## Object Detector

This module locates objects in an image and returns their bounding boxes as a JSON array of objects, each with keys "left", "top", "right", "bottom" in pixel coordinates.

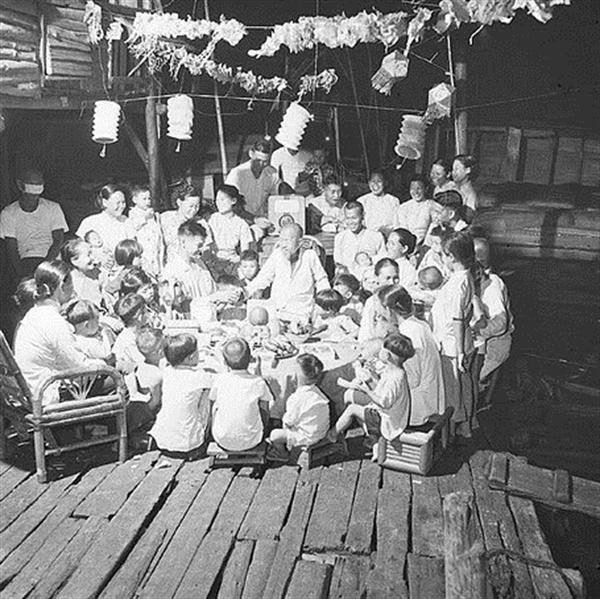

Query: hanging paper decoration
[
  {"left": 394, "top": 115, "right": 426, "bottom": 160},
  {"left": 167, "top": 94, "right": 194, "bottom": 152},
  {"left": 371, "top": 51, "right": 409, "bottom": 95},
  {"left": 275, "top": 103, "right": 313, "bottom": 151},
  {"left": 297, "top": 69, "right": 339, "bottom": 100},
  {"left": 423, "top": 82, "right": 455, "bottom": 123},
  {"left": 92, "top": 100, "right": 120, "bottom": 158},
  {"left": 404, "top": 7, "right": 432, "bottom": 56},
  {"left": 83, "top": 1, "right": 103, "bottom": 45}
]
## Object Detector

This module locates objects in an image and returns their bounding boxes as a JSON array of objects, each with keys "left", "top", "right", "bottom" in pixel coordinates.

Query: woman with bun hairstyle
[{"left": 13, "top": 260, "right": 104, "bottom": 405}]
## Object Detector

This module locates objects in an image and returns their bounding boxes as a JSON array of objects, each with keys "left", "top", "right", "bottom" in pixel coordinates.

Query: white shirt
[
  {"left": 370, "top": 365, "right": 410, "bottom": 441},
  {"left": 225, "top": 160, "right": 279, "bottom": 217},
  {"left": 0, "top": 198, "right": 68, "bottom": 259},
  {"left": 334, "top": 228, "right": 385, "bottom": 271},
  {"left": 398, "top": 316, "right": 445, "bottom": 426},
  {"left": 396, "top": 257, "right": 417, "bottom": 288},
  {"left": 247, "top": 248, "right": 329, "bottom": 317},
  {"left": 357, "top": 193, "right": 400, "bottom": 232},
  {"left": 74, "top": 329, "right": 113, "bottom": 361},
  {"left": 14, "top": 300, "right": 102, "bottom": 405},
  {"left": 76, "top": 212, "right": 132, "bottom": 254},
  {"left": 431, "top": 269, "right": 475, "bottom": 357},
  {"left": 125, "top": 363, "right": 163, "bottom": 404},
  {"left": 308, "top": 196, "right": 344, "bottom": 232},
  {"left": 418, "top": 249, "right": 450, "bottom": 281},
  {"left": 282, "top": 384, "right": 330, "bottom": 449},
  {"left": 127, "top": 207, "right": 164, "bottom": 276},
  {"left": 150, "top": 366, "right": 212, "bottom": 452},
  {"left": 112, "top": 327, "right": 144, "bottom": 374},
  {"left": 210, "top": 371, "right": 273, "bottom": 451},
  {"left": 162, "top": 254, "right": 217, "bottom": 301},
  {"left": 208, "top": 212, "right": 253, "bottom": 261},
  {"left": 271, "top": 147, "right": 311, "bottom": 189},
  {"left": 396, "top": 199, "right": 439, "bottom": 243},
  {"left": 71, "top": 268, "right": 103, "bottom": 307},
  {"left": 433, "top": 180, "right": 457, "bottom": 196}
]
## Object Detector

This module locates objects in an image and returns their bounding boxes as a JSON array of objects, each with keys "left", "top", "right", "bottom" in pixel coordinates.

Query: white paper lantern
[
  {"left": 167, "top": 94, "right": 194, "bottom": 152},
  {"left": 275, "top": 102, "right": 312, "bottom": 151},
  {"left": 394, "top": 115, "right": 426, "bottom": 160},
  {"left": 92, "top": 100, "right": 121, "bottom": 158}
]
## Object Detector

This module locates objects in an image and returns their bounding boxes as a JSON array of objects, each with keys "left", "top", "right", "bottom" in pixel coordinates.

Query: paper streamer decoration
[
  {"left": 394, "top": 115, "right": 426, "bottom": 160},
  {"left": 275, "top": 102, "right": 313, "bottom": 151},
  {"left": 92, "top": 100, "right": 121, "bottom": 158},
  {"left": 167, "top": 94, "right": 194, "bottom": 152}
]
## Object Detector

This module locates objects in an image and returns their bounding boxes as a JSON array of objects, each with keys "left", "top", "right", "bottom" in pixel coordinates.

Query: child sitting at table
[
  {"left": 269, "top": 353, "right": 330, "bottom": 451},
  {"left": 112, "top": 293, "right": 149, "bottom": 373},
  {"left": 210, "top": 337, "right": 274, "bottom": 452},
  {"left": 313, "top": 289, "right": 359, "bottom": 340},
  {"left": 333, "top": 273, "right": 364, "bottom": 323},
  {"left": 237, "top": 249, "right": 260, "bottom": 286},
  {"left": 61, "top": 238, "right": 103, "bottom": 308},
  {"left": 64, "top": 299, "right": 114, "bottom": 363},
  {"left": 327, "top": 332, "right": 414, "bottom": 458},
  {"left": 102, "top": 238, "right": 144, "bottom": 311},
  {"left": 149, "top": 333, "right": 213, "bottom": 459},
  {"left": 125, "top": 326, "right": 164, "bottom": 439}
]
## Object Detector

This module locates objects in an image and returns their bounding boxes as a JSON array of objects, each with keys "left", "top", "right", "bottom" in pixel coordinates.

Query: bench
[
  {"left": 207, "top": 441, "right": 267, "bottom": 468},
  {"left": 290, "top": 437, "right": 348, "bottom": 469}
]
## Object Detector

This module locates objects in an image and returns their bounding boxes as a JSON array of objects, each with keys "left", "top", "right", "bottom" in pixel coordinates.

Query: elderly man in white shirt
[
  {"left": 333, "top": 201, "right": 385, "bottom": 273},
  {"left": 247, "top": 223, "right": 330, "bottom": 319}
]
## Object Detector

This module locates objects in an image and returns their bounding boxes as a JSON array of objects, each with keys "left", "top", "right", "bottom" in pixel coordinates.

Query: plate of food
[{"left": 262, "top": 336, "right": 299, "bottom": 360}]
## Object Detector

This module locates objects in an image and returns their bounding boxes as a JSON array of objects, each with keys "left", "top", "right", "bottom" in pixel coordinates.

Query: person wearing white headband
[{"left": 0, "top": 167, "right": 68, "bottom": 278}]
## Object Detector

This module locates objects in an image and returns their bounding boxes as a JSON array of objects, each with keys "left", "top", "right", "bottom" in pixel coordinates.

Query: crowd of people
[{"left": 0, "top": 142, "right": 513, "bottom": 463}]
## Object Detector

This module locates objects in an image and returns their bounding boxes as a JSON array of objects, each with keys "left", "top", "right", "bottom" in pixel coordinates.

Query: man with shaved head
[
  {"left": 0, "top": 167, "right": 68, "bottom": 277},
  {"left": 247, "top": 223, "right": 330, "bottom": 319}
]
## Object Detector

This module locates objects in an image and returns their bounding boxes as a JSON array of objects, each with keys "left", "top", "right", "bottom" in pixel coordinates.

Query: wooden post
[
  {"left": 145, "top": 81, "right": 161, "bottom": 211},
  {"left": 454, "top": 37, "right": 468, "bottom": 155},
  {"left": 204, "top": 0, "right": 228, "bottom": 177},
  {"left": 443, "top": 491, "right": 486, "bottom": 599}
]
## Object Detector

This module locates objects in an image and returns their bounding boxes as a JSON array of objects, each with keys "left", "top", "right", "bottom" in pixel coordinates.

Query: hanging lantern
[
  {"left": 424, "top": 82, "right": 455, "bottom": 124},
  {"left": 275, "top": 102, "right": 313, "bottom": 151},
  {"left": 394, "top": 115, "right": 426, "bottom": 160},
  {"left": 167, "top": 94, "right": 194, "bottom": 152},
  {"left": 371, "top": 51, "right": 409, "bottom": 95},
  {"left": 92, "top": 100, "right": 121, "bottom": 158}
]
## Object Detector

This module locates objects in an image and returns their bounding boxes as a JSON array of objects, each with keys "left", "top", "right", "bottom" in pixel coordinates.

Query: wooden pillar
[
  {"left": 454, "top": 40, "right": 468, "bottom": 155},
  {"left": 443, "top": 492, "right": 486, "bottom": 599},
  {"left": 145, "top": 81, "right": 161, "bottom": 211}
]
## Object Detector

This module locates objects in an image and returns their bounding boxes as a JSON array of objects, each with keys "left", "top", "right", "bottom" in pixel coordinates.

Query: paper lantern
[
  {"left": 167, "top": 94, "right": 194, "bottom": 152},
  {"left": 92, "top": 100, "right": 121, "bottom": 158},
  {"left": 394, "top": 115, "right": 426, "bottom": 160},
  {"left": 275, "top": 102, "right": 312, "bottom": 151},
  {"left": 371, "top": 51, "right": 409, "bottom": 95},
  {"left": 424, "top": 83, "right": 455, "bottom": 124}
]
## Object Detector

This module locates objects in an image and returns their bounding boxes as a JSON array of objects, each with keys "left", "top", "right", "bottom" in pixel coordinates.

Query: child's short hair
[
  {"left": 114, "top": 239, "right": 143, "bottom": 267},
  {"left": 13, "top": 278, "right": 38, "bottom": 314},
  {"left": 131, "top": 183, "right": 150, "bottom": 199},
  {"left": 333, "top": 273, "right": 360, "bottom": 295},
  {"left": 164, "top": 333, "right": 197, "bottom": 366},
  {"left": 315, "top": 289, "right": 345, "bottom": 314},
  {"left": 418, "top": 266, "right": 444, "bottom": 290},
  {"left": 434, "top": 190, "right": 463, "bottom": 211},
  {"left": 64, "top": 299, "right": 99, "bottom": 326},
  {"left": 390, "top": 228, "right": 417, "bottom": 255},
  {"left": 344, "top": 200, "right": 364, "bottom": 217},
  {"left": 296, "top": 353, "right": 324, "bottom": 384},
  {"left": 135, "top": 326, "right": 164, "bottom": 356},
  {"left": 114, "top": 293, "right": 146, "bottom": 326},
  {"left": 216, "top": 183, "right": 241, "bottom": 203},
  {"left": 222, "top": 337, "right": 251, "bottom": 370},
  {"left": 120, "top": 267, "right": 153, "bottom": 297},
  {"left": 383, "top": 332, "right": 415, "bottom": 362},
  {"left": 61, "top": 238, "right": 88, "bottom": 266},
  {"left": 178, "top": 219, "right": 207, "bottom": 239},
  {"left": 240, "top": 249, "right": 259, "bottom": 263},
  {"left": 381, "top": 286, "right": 413, "bottom": 317},
  {"left": 443, "top": 231, "right": 475, "bottom": 269},
  {"left": 374, "top": 257, "right": 399, "bottom": 276},
  {"left": 83, "top": 230, "right": 102, "bottom": 245},
  {"left": 354, "top": 251, "right": 372, "bottom": 265},
  {"left": 429, "top": 224, "right": 454, "bottom": 241}
]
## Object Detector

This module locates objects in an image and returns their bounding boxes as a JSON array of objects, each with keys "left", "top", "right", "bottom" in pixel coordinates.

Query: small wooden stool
[
  {"left": 207, "top": 441, "right": 267, "bottom": 469},
  {"left": 377, "top": 407, "right": 454, "bottom": 475},
  {"left": 291, "top": 437, "right": 348, "bottom": 469}
]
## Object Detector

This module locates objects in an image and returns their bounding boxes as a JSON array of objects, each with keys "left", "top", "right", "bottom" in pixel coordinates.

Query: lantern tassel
[{"left": 99, "top": 144, "right": 107, "bottom": 158}]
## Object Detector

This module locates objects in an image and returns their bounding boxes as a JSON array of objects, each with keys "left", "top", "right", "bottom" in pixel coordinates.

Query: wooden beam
[
  {"left": 145, "top": 80, "right": 160, "bottom": 210},
  {"left": 443, "top": 491, "right": 486, "bottom": 599}
]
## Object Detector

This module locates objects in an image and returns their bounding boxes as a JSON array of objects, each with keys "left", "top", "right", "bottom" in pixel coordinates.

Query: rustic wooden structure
[
  {"left": 0, "top": 447, "right": 584, "bottom": 597},
  {"left": 207, "top": 441, "right": 267, "bottom": 469},
  {"left": 0, "top": 331, "right": 127, "bottom": 483}
]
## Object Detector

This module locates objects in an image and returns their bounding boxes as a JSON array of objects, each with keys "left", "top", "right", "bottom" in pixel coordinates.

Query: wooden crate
[
  {"left": 291, "top": 437, "right": 348, "bottom": 469},
  {"left": 377, "top": 408, "right": 453, "bottom": 475},
  {"left": 207, "top": 441, "right": 267, "bottom": 469}
]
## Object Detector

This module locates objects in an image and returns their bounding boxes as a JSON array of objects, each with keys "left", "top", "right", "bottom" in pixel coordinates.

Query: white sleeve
[
  {"left": 0, "top": 207, "right": 14, "bottom": 239},
  {"left": 247, "top": 253, "right": 276, "bottom": 296},
  {"left": 49, "top": 202, "right": 69, "bottom": 232},
  {"left": 76, "top": 215, "right": 94, "bottom": 239}
]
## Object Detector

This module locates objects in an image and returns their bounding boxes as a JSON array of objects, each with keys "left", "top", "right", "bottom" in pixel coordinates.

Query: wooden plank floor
[{"left": 0, "top": 448, "right": 580, "bottom": 598}]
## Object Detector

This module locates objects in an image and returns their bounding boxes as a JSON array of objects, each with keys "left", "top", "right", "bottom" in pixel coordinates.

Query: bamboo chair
[{"left": 0, "top": 331, "right": 128, "bottom": 482}]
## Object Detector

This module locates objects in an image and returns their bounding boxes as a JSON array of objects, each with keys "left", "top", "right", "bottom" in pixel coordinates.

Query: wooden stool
[
  {"left": 291, "top": 437, "right": 348, "bottom": 469},
  {"left": 207, "top": 441, "right": 267, "bottom": 469},
  {"left": 377, "top": 407, "right": 454, "bottom": 475}
]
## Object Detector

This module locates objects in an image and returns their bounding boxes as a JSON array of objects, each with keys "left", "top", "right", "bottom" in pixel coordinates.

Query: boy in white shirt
[
  {"left": 357, "top": 171, "right": 400, "bottom": 235},
  {"left": 112, "top": 293, "right": 149, "bottom": 374},
  {"left": 313, "top": 289, "right": 359, "bottom": 341},
  {"left": 208, "top": 184, "right": 253, "bottom": 263},
  {"left": 269, "top": 353, "right": 330, "bottom": 451},
  {"left": 210, "top": 337, "right": 273, "bottom": 452},
  {"left": 64, "top": 299, "right": 114, "bottom": 363},
  {"left": 150, "top": 333, "right": 213, "bottom": 459},
  {"left": 435, "top": 190, "right": 469, "bottom": 232}
]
